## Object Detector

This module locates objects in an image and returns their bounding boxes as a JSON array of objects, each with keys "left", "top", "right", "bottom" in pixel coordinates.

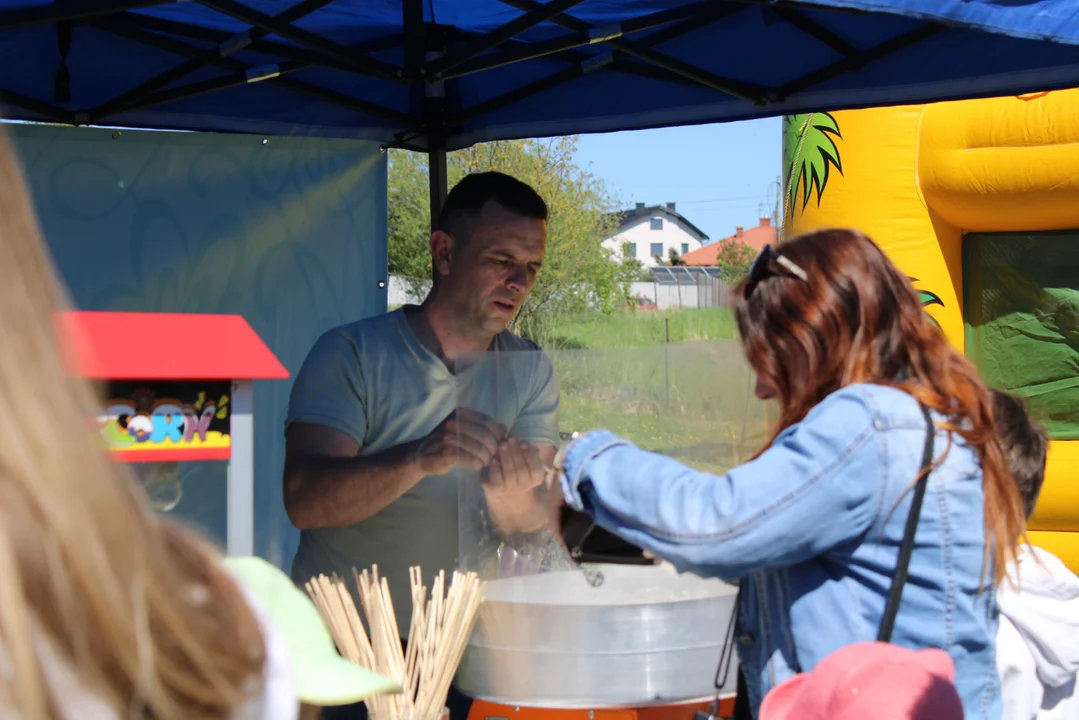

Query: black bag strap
[{"left": 877, "top": 403, "right": 936, "bottom": 643}]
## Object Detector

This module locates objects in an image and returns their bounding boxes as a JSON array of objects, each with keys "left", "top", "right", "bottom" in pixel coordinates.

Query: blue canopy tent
[
  {"left": 4, "top": 0, "right": 1079, "bottom": 216},
  {"left": 5, "top": 0, "right": 1079, "bottom": 572}
]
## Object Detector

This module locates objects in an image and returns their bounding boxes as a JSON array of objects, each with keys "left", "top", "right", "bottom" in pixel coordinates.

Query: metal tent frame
[{"left": 5, "top": 1, "right": 1079, "bottom": 222}]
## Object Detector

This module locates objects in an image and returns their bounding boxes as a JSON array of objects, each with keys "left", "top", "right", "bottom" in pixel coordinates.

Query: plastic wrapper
[
  {"left": 456, "top": 337, "right": 776, "bottom": 582},
  {"left": 455, "top": 347, "right": 575, "bottom": 581},
  {"left": 454, "top": 337, "right": 772, "bottom": 708}
]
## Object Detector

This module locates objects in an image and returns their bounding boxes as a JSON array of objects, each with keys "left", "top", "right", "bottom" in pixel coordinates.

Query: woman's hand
[{"left": 482, "top": 438, "right": 548, "bottom": 534}]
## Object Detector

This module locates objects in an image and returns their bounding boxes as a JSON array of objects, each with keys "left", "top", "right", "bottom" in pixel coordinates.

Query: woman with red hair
[{"left": 552, "top": 229, "right": 1025, "bottom": 720}]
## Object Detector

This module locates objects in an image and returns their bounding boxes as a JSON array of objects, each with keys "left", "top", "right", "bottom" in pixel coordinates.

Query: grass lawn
[
  {"left": 536, "top": 309, "right": 776, "bottom": 475},
  {"left": 537, "top": 307, "right": 738, "bottom": 350}
]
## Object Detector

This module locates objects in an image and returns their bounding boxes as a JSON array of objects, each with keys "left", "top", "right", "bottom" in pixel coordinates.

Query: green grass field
[
  {"left": 537, "top": 307, "right": 738, "bottom": 350},
  {"left": 540, "top": 309, "right": 776, "bottom": 475}
]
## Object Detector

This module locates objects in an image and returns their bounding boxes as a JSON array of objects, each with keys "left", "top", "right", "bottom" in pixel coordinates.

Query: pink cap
[{"left": 759, "top": 642, "right": 964, "bottom": 720}]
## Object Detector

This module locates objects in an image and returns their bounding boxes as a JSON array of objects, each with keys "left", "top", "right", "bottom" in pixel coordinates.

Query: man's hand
[
  {"left": 413, "top": 408, "right": 507, "bottom": 477},
  {"left": 482, "top": 438, "right": 550, "bottom": 534}
]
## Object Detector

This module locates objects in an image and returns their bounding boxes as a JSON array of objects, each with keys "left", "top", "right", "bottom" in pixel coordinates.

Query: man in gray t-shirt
[{"left": 283, "top": 173, "right": 561, "bottom": 717}]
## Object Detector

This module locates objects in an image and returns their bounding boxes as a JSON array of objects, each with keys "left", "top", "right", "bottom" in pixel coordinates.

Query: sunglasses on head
[{"left": 743, "top": 244, "right": 808, "bottom": 298}]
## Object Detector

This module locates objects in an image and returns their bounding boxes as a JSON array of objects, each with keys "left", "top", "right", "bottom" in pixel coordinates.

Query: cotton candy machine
[{"left": 456, "top": 563, "right": 739, "bottom": 708}]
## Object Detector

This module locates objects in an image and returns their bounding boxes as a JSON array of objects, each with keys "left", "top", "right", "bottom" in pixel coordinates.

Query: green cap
[{"left": 224, "top": 556, "right": 401, "bottom": 706}]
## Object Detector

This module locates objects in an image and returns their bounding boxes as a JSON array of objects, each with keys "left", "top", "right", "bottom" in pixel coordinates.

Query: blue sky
[{"left": 573, "top": 117, "right": 781, "bottom": 243}]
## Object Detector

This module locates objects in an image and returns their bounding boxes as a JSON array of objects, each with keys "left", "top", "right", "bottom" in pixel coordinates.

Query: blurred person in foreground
[
  {"left": 0, "top": 128, "right": 400, "bottom": 720},
  {"left": 991, "top": 390, "right": 1079, "bottom": 720},
  {"left": 0, "top": 131, "right": 307, "bottom": 717},
  {"left": 283, "top": 172, "right": 564, "bottom": 720},
  {"left": 550, "top": 229, "right": 1027, "bottom": 720}
]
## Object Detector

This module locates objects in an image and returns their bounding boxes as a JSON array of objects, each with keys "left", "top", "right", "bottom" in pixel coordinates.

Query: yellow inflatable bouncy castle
[{"left": 782, "top": 93, "right": 1079, "bottom": 572}]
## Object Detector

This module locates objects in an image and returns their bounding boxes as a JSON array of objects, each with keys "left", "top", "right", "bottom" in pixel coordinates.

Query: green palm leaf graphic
[
  {"left": 909, "top": 277, "right": 943, "bottom": 328},
  {"left": 784, "top": 113, "right": 843, "bottom": 214},
  {"left": 918, "top": 289, "right": 944, "bottom": 308}
]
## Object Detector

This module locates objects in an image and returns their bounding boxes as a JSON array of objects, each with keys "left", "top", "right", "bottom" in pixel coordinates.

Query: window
[
  {"left": 625, "top": 242, "right": 637, "bottom": 258},
  {"left": 681, "top": 243, "right": 689, "bottom": 255},
  {"left": 650, "top": 242, "right": 663, "bottom": 258},
  {"left": 650, "top": 218, "right": 663, "bottom": 230},
  {"left": 964, "top": 231, "right": 1079, "bottom": 439}
]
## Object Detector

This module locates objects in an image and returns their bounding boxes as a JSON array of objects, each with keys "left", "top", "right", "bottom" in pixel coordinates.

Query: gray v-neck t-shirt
[{"left": 286, "top": 308, "right": 560, "bottom": 635}]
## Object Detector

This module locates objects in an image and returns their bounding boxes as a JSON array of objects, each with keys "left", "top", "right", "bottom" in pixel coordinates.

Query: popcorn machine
[{"left": 62, "top": 311, "right": 289, "bottom": 556}]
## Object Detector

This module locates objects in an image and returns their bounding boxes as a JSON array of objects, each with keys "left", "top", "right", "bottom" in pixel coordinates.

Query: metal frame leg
[{"left": 227, "top": 379, "right": 255, "bottom": 556}]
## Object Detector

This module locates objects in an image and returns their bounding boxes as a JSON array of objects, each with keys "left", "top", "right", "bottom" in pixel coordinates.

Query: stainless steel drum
[{"left": 455, "top": 563, "right": 740, "bottom": 708}]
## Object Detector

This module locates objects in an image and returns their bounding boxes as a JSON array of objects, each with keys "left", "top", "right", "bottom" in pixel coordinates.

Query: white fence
[{"left": 391, "top": 273, "right": 730, "bottom": 312}]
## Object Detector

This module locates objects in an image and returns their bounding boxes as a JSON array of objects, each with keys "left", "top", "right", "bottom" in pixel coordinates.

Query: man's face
[{"left": 436, "top": 200, "right": 547, "bottom": 335}]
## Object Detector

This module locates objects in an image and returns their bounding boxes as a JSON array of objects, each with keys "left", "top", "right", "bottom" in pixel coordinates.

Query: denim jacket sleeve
[{"left": 560, "top": 387, "right": 884, "bottom": 580}]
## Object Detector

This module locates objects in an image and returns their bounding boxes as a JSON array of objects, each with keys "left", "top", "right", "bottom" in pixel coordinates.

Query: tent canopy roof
[{"left": 3, "top": 0, "right": 1079, "bottom": 150}]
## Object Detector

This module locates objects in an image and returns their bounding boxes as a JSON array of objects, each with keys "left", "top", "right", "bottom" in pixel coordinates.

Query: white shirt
[{"left": 997, "top": 546, "right": 1079, "bottom": 720}]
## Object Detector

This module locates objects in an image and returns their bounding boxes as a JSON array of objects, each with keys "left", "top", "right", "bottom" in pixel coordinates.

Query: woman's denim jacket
[{"left": 560, "top": 384, "right": 1001, "bottom": 719}]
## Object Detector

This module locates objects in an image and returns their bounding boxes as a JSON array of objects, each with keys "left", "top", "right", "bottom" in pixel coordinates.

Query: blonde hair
[{"left": 0, "top": 130, "right": 265, "bottom": 716}]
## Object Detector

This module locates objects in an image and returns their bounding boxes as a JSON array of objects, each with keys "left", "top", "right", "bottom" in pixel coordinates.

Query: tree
[
  {"left": 387, "top": 137, "right": 635, "bottom": 343},
  {"left": 387, "top": 149, "right": 436, "bottom": 284},
  {"left": 713, "top": 239, "right": 757, "bottom": 284},
  {"left": 668, "top": 247, "right": 686, "bottom": 266}
]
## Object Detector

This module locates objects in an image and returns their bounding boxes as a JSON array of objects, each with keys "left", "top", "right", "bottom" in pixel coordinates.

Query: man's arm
[
  {"left": 283, "top": 423, "right": 426, "bottom": 530},
  {"left": 283, "top": 328, "right": 429, "bottom": 530},
  {"left": 284, "top": 409, "right": 507, "bottom": 530}
]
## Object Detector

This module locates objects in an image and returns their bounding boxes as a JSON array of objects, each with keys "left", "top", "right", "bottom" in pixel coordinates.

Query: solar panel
[
  {"left": 650, "top": 267, "right": 676, "bottom": 285},
  {"left": 649, "top": 266, "right": 723, "bottom": 285}
]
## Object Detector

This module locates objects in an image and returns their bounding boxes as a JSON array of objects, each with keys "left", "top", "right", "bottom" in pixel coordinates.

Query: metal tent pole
[
  {"left": 425, "top": 26, "right": 449, "bottom": 229},
  {"left": 403, "top": 0, "right": 448, "bottom": 229},
  {"left": 430, "top": 142, "right": 448, "bottom": 229},
  {"left": 227, "top": 379, "right": 254, "bottom": 557}
]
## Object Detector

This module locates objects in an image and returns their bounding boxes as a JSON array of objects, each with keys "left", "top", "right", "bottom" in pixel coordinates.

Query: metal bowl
[{"left": 455, "top": 563, "right": 740, "bottom": 709}]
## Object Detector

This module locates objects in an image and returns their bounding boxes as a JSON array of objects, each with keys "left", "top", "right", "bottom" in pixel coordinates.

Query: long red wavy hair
[{"left": 735, "top": 228, "right": 1024, "bottom": 582}]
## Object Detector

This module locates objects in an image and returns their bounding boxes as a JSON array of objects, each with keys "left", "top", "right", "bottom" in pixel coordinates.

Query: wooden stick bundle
[{"left": 306, "top": 565, "right": 485, "bottom": 720}]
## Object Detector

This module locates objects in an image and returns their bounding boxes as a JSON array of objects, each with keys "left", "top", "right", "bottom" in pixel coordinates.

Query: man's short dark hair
[
  {"left": 435, "top": 172, "right": 548, "bottom": 245},
  {"left": 991, "top": 389, "right": 1049, "bottom": 519}
]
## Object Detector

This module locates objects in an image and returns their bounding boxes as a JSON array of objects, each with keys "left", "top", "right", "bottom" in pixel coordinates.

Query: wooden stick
[
  {"left": 426, "top": 575, "right": 484, "bottom": 718},
  {"left": 414, "top": 573, "right": 441, "bottom": 718},
  {"left": 404, "top": 567, "right": 426, "bottom": 712},
  {"left": 414, "top": 576, "right": 434, "bottom": 717},
  {"left": 416, "top": 571, "right": 483, "bottom": 718},
  {"left": 423, "top": 580, "right": 465, "bottom": 717},
  {"left": 337, "top": 579, "right": 375, "bottom": 668},
  {"left": 379, "top": 576, "right": 406, "bottom": 683},
  {"left": 423, "top": 571, "right": 445, "bottom": 713},
  {"left": 325, "top": 576, "right": 364, "bottom": 664},
  {"left": 307, "top": 576, "right": 356, "bottom": 664},
  {"left": 360, "top": 574, "right": 388, "bottom": 720},
  {"left": 442, "top": 583, "right": 483, "bottom": 714},
  {"left": 307, "top": 565, "right": 484, "bottom": 720},
  {"left": 357, "top": 572, "right": 391, "bottom": 709}
]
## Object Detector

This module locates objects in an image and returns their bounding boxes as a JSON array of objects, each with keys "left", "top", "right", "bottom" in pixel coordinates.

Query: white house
[{"left": 602, "top": 202, "right": 709, "bottom": 267}]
